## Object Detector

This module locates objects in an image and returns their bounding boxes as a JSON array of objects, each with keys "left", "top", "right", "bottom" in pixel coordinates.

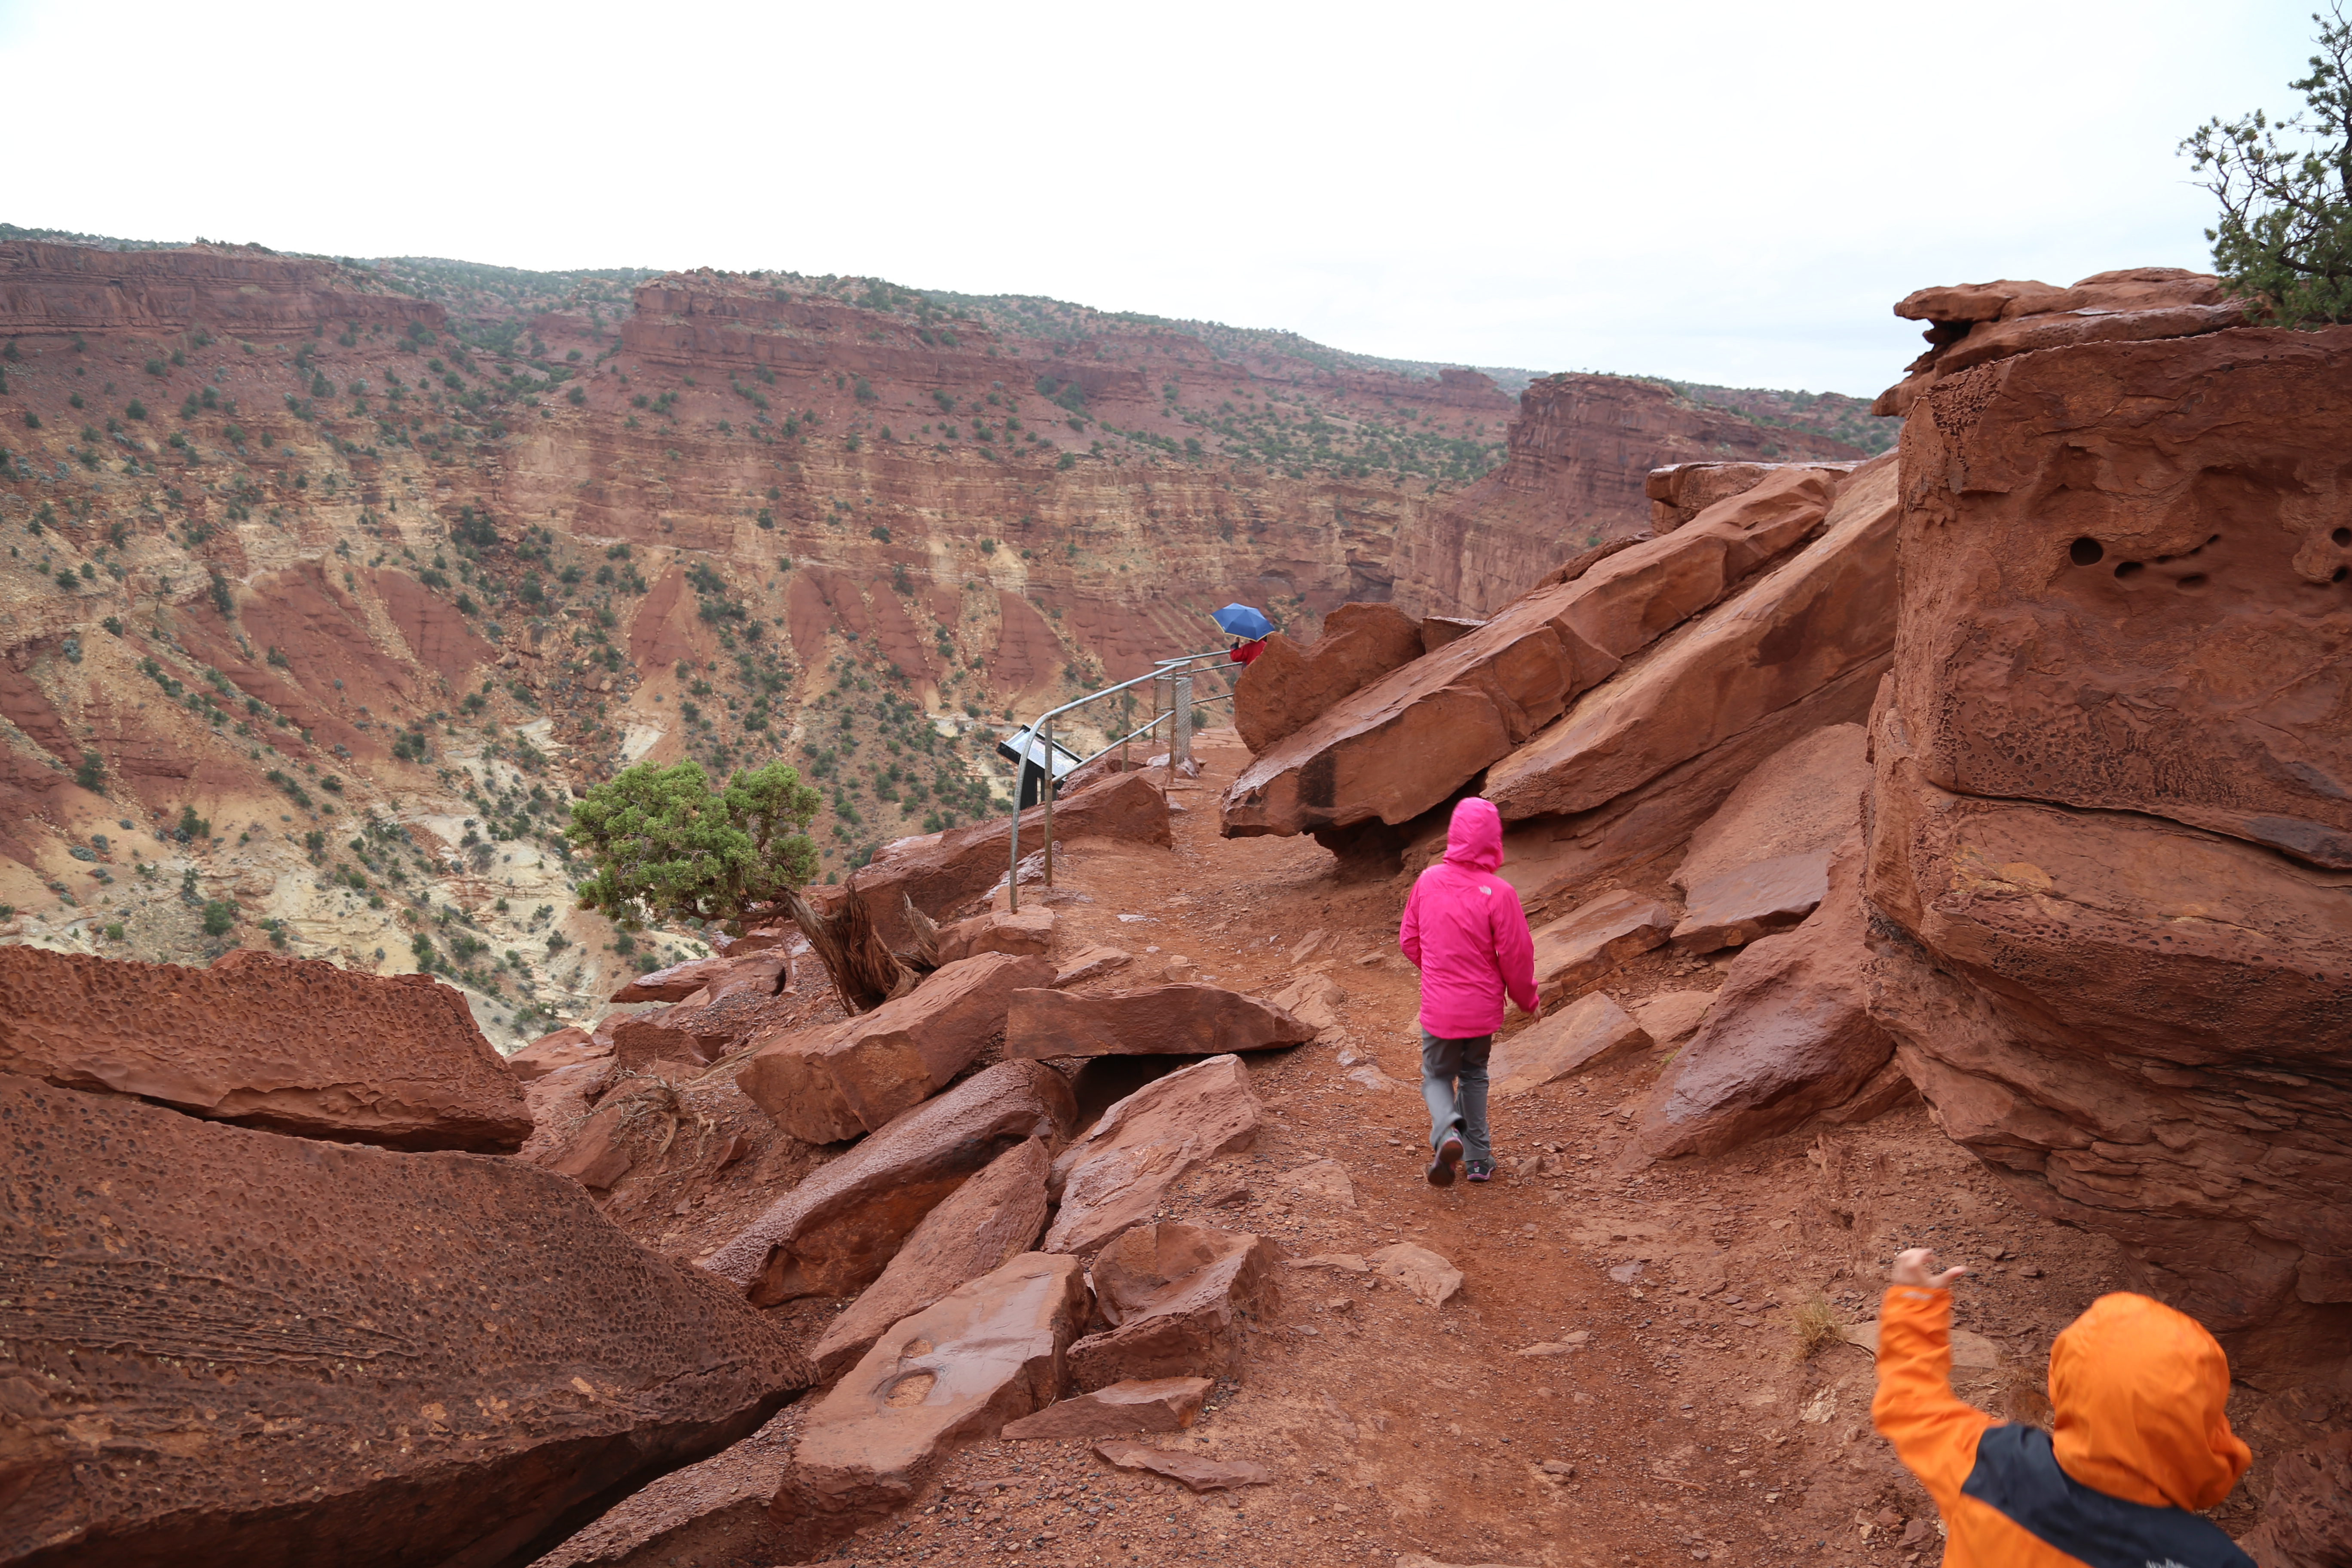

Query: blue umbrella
[{"left": 1211, "top": 603, "right": 1273, "bottom": 640}]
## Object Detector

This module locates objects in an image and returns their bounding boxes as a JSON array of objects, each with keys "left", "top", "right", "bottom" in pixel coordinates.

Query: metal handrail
[{"left": 1003, "top": 646, "right": 1250, "bottom": 911}]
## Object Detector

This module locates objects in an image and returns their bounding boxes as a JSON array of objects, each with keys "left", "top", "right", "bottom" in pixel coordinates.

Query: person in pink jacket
[{"left": 1398, "top": 796, "right": 1540, "bottom": 1185}]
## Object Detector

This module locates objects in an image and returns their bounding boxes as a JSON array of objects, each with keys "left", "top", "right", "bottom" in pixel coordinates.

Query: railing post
[
  {"left": 1041, "top": 715, "right": 1056, "bottom": 888},
  {"left": 1173, "top": 676, "right": 1193, "bottom": 772},
  {"left": 1006, "top": 723, "right": 1022, "bottom": 915}
]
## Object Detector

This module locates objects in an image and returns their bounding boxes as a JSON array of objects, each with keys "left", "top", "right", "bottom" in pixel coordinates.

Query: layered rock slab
[
  {"left": 0, "top": 946, "right": 529, "bottom": 1153},
  {"left": 1232, "top": 601, "right": 1424, "bottom": 753},
  {"left": 1483, "top": 456, "right": 1896, "bottom": 823},
  {"left": 1005, "top": 983, "right": 1316, "bottom": 1060},
  {"left": 1527, "top": 889, "right": 1677, "bottom": 1000},
  {"left": 0, "top": 1070, "right": 806, "bottom": 1568},
  {"left": 1672, "top": 723, "right": 1870, "bottom": 895},
  {"left": 1864, "top": 700, "right": 2352, "bottom": 1374},
  {"left": 807, "top": 1138, "right": 1053, "bottom": 1382},
  {"left": 739, "top": 951, "right": 1056, "bottom": 1144},
  {"left": 1068, "top": 1221, "right": 1280, "bottom": 1389},
  {"left": 1670, "top": 851, "right": 1830, "bottom": 954},
  {"left": 932, "top": 907, "right": 1056, "bottom": 966},
  {"left": 704, "top": 1060, "right": 1077, "bottom": 1306},
  {"left": 1639, "top": 836, "right": 1892, "bottom": 1159},
  {"left": 767, "top": 1254, "right": 1090, "bottom": 1559},
  {"left": 1045, "top": 1054, "right": 1264, "bottom": 1254}
]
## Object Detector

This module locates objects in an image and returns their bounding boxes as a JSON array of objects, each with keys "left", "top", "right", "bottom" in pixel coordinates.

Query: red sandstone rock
[
  {"left": 1045, "top": 1054, "right": 1265, "bottom": 1254},
  {"left": 0, "top": 1070, "right": 805, "bottom": 1568},
  {"left": 738, "top": 951, "right": 1056, "bottom": 1144},
  {"left": 1092, "top": 1442, "right": 1274, "bottom": 1492},
  {"left": 525, "top": 1409, "right": 800, "bottom": 1568},
  {"left": 1000, "top": 1377, "right": 1212, "bottom": 1440},
  {"left": 1233, "top": 602, "right": 1424, "bottom": 753},
  {"left": 1672, "top": 724, "right": 1870, "bottom": 895},
  {"left": 0, "top": 946, "right": 530, "bottom": 1153},
  {"left": 839, "top": 770, "right": 1170, "bottom": 952},
  {"left": 1054, "top": 945, "right": 1133, "bottom": 986},
  {"left": 1421, "top": 615, "right": 1485, "bottom": 652},
  {"left": 1631, "top": 991, "right": 1716, "bottom": 1049},
  {"left": 1068, "top": 1221, "right": 1280, "bottom": 1389},
  {"left": 1864, "top": 695, "right": 2352, "bottom": 1373},
  {"left": 1645, "top": 460, "right": 1856, "bottom": 532},
  {"left": 1669, "top": 851, "right": 1830, "bottom": 954},
  {"left": 509, "top": 1025, "right": 610, "bottom": 1082},
  {"left": 1891, "top": 328, "right": 2352, "bottom": 870},
  {"left": 613, "top": 953, "right": 745, "bottom": 1004},
  {"left": 933, "top": 907, "right": 1057, "bottom": 965},
  {"left": 1223, "top": 467, "right": 1845, "bottom": 841},
  {"left": 1527, "top": 889, "right": 1677, "bottom": 1000},
  {"left": 1639, "top": 836, "right": 1891, "bottom": 1160},
  {"left": 703, "top": 1060, "right": 1077, "bottom": 1305},
  {"left": 1490, "top": 993, "right": 1652, "bottom": 1096},
  {"left": 545, "top": 1095, "right": 640, "bottom": 1190},
  {"left": 1484, "top": 459, "right": 1896, "bottom": 823},
  {"left": 2239, "top": 1433, "right": 2352, "bottom": 1568},
  {"left": 767, "top": 1253, "right": 1090, "bottom": 1559},
  {"left": 1005, "top": 983, "right": 1316, "bottom": 1060},
  {"left": 0, "top": 239, "right": 444, "bottom": 337},
  {"left": 808, "top": 1139, "right": 1053, "bottom": 1381}
]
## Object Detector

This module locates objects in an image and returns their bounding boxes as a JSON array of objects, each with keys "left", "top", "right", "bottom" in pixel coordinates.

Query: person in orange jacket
[{"left": 1871, "top": 1246, "right": 2255, "bottom": 1568}]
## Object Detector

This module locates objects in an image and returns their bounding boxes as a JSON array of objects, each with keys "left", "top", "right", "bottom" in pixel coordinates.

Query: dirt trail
[{"left": 567, "top": 729, "right": 2255, "bottom": 1568}]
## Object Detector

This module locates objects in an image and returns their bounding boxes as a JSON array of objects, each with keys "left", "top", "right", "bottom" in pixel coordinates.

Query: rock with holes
[
  {"left": 0, "top": 1070, "right": 806, "bottom": 1568},
  {"left": 1233, "top": 601, "right": 1425, "bottom": 754},
  {"left": 1000, "top": 1376, "right": 1212, "bottom": 1440},
  {"left": 1068, "top": 1221, "right": 1280, "bottom": 1389},
  {"left": 809, "top": 1139, "right": 1053, "bottom": 1381},
  {"left": 1491, "top": 993, "right": 1652, "bottom": 1096},
  {"left": 766, "top": 1253, "right": 1090, "bottom": 1559},
  {"left": 1004, "top": 983, "right": 1316, "bottom": 1061},
  {"left": 932, "top": 907, "right": 1057, "bottom": 966},
  {"left": 1640, "top": 834, "right": 1891, "bottom": 1159},
  {"left": 1527, "top": 890, "right": 1677, "bottom": 999},
  {"left": 1044, "top": 1055, "right": 1265, "bottom": 1255},
  {"left": 703, "top": 1060, "right": 1076, "bottom": 1306},
  {"left": 739, "top": 952, "right": 1057, "bottom": 1143},
  {"left": 0, "top": 946, "right": 529, "bottom": 1153}
]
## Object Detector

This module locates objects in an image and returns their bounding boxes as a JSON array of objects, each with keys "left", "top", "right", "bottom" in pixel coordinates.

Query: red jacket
[
  {"left": 1230, "top": 638, "right": 1266, "bottom": 666},
  {"left": 1397, "top": 797, "right": 1537, "bottom": 1036}
]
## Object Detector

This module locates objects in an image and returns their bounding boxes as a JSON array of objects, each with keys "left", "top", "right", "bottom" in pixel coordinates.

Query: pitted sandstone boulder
[
  {"left": 0, "top": 946, "right": 529, "bottom": 1152},
  {"left": 0, "top": 1070, "right": 806, "bottom": 1568}
]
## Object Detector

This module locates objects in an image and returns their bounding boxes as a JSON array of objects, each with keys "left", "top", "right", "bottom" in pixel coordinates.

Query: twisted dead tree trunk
[{"left": 778, "top": 888, "right": 920, "bottom": 1015}]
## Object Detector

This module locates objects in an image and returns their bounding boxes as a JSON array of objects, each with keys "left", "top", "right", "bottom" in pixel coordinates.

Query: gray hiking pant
[{"left": 1420, "top": 1031, "right": 1493, "bottom": 1164}]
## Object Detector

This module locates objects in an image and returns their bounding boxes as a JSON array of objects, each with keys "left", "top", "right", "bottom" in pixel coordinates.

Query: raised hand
[{"left": 1890, "top": 1246, "right": 1968, "bottom": 1289}]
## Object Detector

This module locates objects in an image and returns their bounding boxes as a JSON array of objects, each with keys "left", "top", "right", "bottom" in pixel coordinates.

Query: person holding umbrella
[{"left": 1212, "top": 603, "right": 1272, "bottom": 666}]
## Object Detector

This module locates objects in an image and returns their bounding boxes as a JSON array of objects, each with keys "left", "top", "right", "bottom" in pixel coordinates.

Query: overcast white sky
[{"left": 0, "top": 1, "right": 2323, "bottom": 395}]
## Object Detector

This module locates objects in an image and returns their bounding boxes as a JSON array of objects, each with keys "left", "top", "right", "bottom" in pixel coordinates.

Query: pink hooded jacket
[{"left": 1398, "top": 797, "right": 1539, "bottom": 1037}]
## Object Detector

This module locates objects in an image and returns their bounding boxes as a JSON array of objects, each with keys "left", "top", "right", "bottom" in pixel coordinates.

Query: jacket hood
[
  {"left": 1442, "top": 797, "right": 1504, "bottom": 873},
  {"left": 2048, "top": 1291, "right": 2251, "bottom": 1511}
]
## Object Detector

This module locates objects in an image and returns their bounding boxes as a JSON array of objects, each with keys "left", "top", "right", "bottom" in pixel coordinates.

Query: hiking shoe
[
  {"left": 1427, "top": 1133, "right": 1464, "bottom": 1187},
  {"left": 1465, "top": 1158, "right": 1495, "bottom": 1183}
]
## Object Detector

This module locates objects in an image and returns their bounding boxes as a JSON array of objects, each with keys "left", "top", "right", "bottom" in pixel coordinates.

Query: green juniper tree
[
  {"left": 568, "top": 758, "right": 820, "bottom": 937},
  {"left": 2184, "top": 4, "right": 2352, "bottom": 324}
]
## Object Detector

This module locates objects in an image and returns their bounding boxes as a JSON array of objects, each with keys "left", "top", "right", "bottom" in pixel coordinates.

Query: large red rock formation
[
  {"left": 1231, "top": 602, "right": 1423, "bottom": 754},
  {"left": 1394, "top": 374, "right": 1871, "bottom": 617},
  {"left": 0, "top": 946, "right": 529, "bottom": 1152},
  {"left": 0, "top": 240, "right": 444, "bottom": 336},
  {"left": 0, "top": 1070, "right": 805, "bottom": 1568},
  {"left": 1862, "top": 318, "right": 2352, "bottom": 1377}
]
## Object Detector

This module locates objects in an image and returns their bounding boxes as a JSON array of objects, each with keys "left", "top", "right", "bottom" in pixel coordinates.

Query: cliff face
[
  {"left": 1393, "top": 373, "right": 1874, "bottom": 618},
  {"left": 0, "top": 241, "right": 442, "bottom": 337}
]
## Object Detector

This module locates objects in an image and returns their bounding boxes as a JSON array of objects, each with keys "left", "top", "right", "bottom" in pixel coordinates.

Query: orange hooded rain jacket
[{"left": 1870, "top": 1284, "right": 2254, "bottom": 1568}]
